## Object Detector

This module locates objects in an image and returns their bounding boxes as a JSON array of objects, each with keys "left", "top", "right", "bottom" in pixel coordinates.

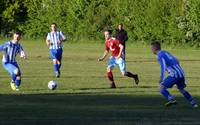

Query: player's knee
[
  {"left": 53, "top": 59, "right": 57, "bottom": 64},
  {"left": 107, "top": 67, "right": 112, "bottom": 72},
  {"left": 122, "top": 72, "right": 126, "bottom": 76},
  {"left": 57, "top": 60, "right": 61, "bottom": 65},
  {"left": 16, "top": 76, "right": 21, "bottom": 80},
  {"left": 53, "top": 59, "right": 60, "bottom": 64},
  {"left": 14, "top": 69, "right": 19, "bottom": 75}
]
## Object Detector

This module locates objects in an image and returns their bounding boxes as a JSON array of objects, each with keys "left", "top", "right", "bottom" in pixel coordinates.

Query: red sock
[
  {"left": 107, "top": 71, "right": 114, "bottom": 82},
  {"left": 125, "top": 72, "right": 135, "bottom": 78}
]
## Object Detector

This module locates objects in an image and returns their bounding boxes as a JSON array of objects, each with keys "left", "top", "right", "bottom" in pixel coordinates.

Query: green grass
[{"left": 0, "top": 39, "right": 200, "bottom": 125}]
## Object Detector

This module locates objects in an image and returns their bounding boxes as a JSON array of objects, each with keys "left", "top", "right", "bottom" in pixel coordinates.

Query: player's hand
[
  {"left": 57, "top": 41, "right": 62, "bottom": 45},
  {"left": 20, "top": 52, "right": 26, "bottom": 59},
  {"left": 116, "top": 55, "right": 121, "bottom": 59},
  {"left": 98, "top": 57, "right": 104, "bottom": 61},
  {"left": 21, "top": 55, "right": 27, "bottom": 59}
]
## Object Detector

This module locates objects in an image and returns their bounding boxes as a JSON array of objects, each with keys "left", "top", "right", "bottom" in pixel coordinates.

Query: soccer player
[
  {"left": 98, "top": 30, "right": 139, "bottom": 88},
  {"left": 46, "top": 23, "right": 66, "bottom": 77},
  {"left": 115, "top": 23, "right": 128, "bottom": 60},
  {"left": 151, "top": 41, "right": 198, "bottom": 108},
  {"left": 0, "top": 31, "right": 26, "bottom": 91}
]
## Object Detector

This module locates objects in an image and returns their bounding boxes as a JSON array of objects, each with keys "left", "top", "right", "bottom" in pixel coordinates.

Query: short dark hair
[
  {"left": 14, "top": 31, "right": 21, "bottom": 36},
  {"left": 151, "top": 40, "right": 161, "bottom": 50},
  {"left": 104, "top": 29, "right": 112, "bottom": 35},
  {"left": 51, "top": 22, "right": 57, "bottom": 26}
]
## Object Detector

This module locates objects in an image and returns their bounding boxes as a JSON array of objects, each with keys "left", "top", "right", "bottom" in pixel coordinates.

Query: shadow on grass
[{"left": 0, "top": 93, "right": 200, "bottom": 125}]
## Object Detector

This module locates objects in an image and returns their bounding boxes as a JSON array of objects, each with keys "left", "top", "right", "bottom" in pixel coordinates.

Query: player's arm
[
  {"left": 46, "top": 33, "right": 51, "bottom": 48},
  {"left": 19, "top": 45, "right": 26, "bottom": 59},
  {"left": 116, "top": 43, "right": 124, "bottom": 59},
  {"left": 158, "top": 57, "right": 166, "bottom": 83},
  {"left": 98, "top": 50, "right": 109, "bottom": 61},
  {"left": 60, "top": 31, "right": 66, "bottom": 42},
  {"left": 0, "top": 42, "right": 9, "bottom": 51},
  {"left": 46, "top": 39, "right": 50, "bottom": 48}
]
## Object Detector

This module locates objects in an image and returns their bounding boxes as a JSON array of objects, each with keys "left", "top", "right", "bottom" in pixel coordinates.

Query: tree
[{"left": 1, "top": 0, "right": 28, "bottom": 35}]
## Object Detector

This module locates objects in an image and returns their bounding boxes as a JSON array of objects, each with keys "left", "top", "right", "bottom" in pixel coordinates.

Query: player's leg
[
  {"left": 107, "top": 57, "right": 116, "bottom": 88},
  {"left": 53, "top": 59, "right": 60, "bottom": 77},
  {"left": 177, "top": 78, "right": 198, "bottom": 108},
  {"left": 14, "top": 63, "right": 21, "bottom": 90},
  {"left": 160, "top": 76, "right": 177, "bottom": 107},
  {"left": 50, "top": 49, "right": 60, "bottom": 77},
  {"left": 2, "top": 63, "right": 20, "bottom": 91},
  {"left": 160, "top": 84, "right": 176, "bottom": 106},
  {"left": 122, "top": 49, "right": 126, "bottom": 60},
  {"left": 179, "top": 89, "right": 198, "bottom": 108},
  {"left": 117, "top": 57, "right": 139, "bottom": 85},
  {"left": 124, "top": 72, "right": 139, "bottom": 85},
  {"left": 57, "top": 48, "right": 63, "bottom": 75},
  {"left": 53, "top": 48, "right": 63, "bottom": 77}
]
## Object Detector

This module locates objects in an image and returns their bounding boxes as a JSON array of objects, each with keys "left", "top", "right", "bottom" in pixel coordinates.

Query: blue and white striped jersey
[
  {"left": 0, "top": 41, "right": 25, "bottom": 63},
  {"left": 46, "top": 31, "right": 66, "bottom": 50},
  {"left": 157, "top": 50, "right": 185, "bottom": 81}
]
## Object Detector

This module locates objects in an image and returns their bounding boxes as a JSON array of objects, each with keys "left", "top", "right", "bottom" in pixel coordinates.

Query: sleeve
[
  {"left": 60, "top": 31, "right": 66, "bottom": 41},
  {"left": 46, "top": 33, "right": 50, "bottom": 41},
  {"left": 114, "top": 39, "right": 120, "bottom": 45},
  {"left": 158, "top": 56, "right": 166, "bottom": 82},
  {"left": 0, "top": 42, "right": 9, "bottom": 51}
]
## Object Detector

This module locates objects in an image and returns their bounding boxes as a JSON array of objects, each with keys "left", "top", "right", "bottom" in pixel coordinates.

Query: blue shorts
[
  {"left": 162, "top": 76, "right": 186, "bottom": 89},
  {"left": 50, "top": 48, "right": 63, "bottom": 61},
  {"left": 108, "top": 56, "right": 126, "bottom": 74},
  {"left": 2, "top": 62, "right": 21, "bottom": 75}
]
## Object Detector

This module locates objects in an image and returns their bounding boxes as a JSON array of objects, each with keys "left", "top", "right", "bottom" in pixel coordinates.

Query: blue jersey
[
  {"left": 0, "top": 41, "right": 25, "bottom": 63},
  {"left": 157, "top": 50, "right": 185, "bottom": 82},
  {"left": 46, "top": 31, "right": 66, "bottom": 50}
]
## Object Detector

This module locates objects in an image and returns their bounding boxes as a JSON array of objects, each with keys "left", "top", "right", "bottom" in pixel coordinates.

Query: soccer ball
[{"left": 48, "top": 80, "right": 57, "bottom": 90}]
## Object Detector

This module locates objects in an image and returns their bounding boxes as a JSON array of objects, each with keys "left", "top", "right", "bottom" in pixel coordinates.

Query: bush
[{"left": 1, "top": 0, "right": 200, "bottom": 46}]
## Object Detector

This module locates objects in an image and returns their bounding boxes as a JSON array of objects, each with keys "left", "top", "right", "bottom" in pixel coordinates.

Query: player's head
[
  {"left": 51, "top": 22, "right": 57, "bottom": 32},
  {"left": 104, "top": 30, "right": 112, "bottom": 40},
  {"left": 13, "top": 31, "right": 21, "bottom": 43},
  {"left": 118, "top": 23, "right": 123, "bottom": 31},
  {"left": 151, "top": 40, "right": 161, "bottom": 54}
]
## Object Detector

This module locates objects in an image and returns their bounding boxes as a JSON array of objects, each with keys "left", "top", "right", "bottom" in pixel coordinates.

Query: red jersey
[{"left": 105, "top": 38, "right": 121, "bottom": 57}]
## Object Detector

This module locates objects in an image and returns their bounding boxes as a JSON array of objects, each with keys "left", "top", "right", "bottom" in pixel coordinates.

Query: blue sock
[
  {"left": 54, "top": 64, "right": 59, "bottom": 73},
  {"left": 58, "top": 63, "right": 61, "bottom": 69},
  {"left": 182, "top": 90, "right": 196, "bottom": 105},
  {"left": 160, "top": 88, "right": 174, "bottom": 101},
  {"left": 11, "top": 73, "right": 17, "bottom": 82},
  {"left": 15, "top": 79, "right": 21, "bottom": 87}
]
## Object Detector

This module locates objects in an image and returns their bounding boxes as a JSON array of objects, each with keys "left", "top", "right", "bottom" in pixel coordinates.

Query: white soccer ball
[{"left": 48, "top": 80, "right": 57, "bottom": 90}]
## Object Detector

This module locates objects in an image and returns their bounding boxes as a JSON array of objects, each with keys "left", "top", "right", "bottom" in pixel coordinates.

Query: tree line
[{"left": 0, "top": 0, "right": 200, "bottom": 47}]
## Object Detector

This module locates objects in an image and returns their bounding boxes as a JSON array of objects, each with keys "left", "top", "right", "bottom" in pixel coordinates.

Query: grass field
[{"left": 0, "top": 39, "right": 200, "bottom": 125}]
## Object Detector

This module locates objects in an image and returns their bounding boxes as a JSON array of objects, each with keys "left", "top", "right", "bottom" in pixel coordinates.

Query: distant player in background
[
  {"left": 46, "top": 23, "right": 66, "bottom": 78},
  {"left": 151, "top": 41, "right": 198, "bottom": 108},
  {"left": 115, "top": 23, "right": 128, "bottom": 60},
  {"left": 98, "top": 30, "right": 139, "bottom": 88},
  {"left": 0, "top": 31, "right": 26, "bottom": 91}
]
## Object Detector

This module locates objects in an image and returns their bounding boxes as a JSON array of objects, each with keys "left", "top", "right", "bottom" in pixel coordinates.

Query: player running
[
  {"left": 98, "top": 30, "right": 139, "bottom": 88},
  {"left": 151, "top": 41, "right": 198, "bottom": 108},
  {"left": 46, "top": 23, "right": 66, "bottom": 78},
  {"left": 0, "top": 31, "right": 26, "bottom": 91}
]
